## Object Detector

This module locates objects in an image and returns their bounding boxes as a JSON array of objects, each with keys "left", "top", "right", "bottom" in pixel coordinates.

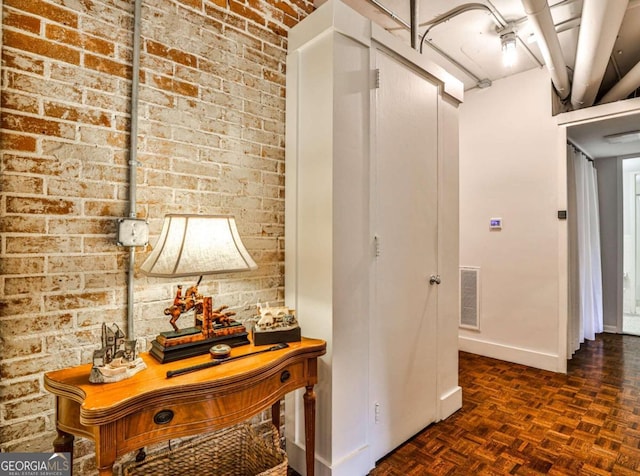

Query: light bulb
[{"left": 501, "top": 33, "right": 517, "bottom": 67}]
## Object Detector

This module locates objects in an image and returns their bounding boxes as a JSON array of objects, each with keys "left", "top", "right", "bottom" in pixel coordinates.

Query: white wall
[
  {"left": 459, "top": 66, "right": 567, "bottom": 372},
  {"left": 594, "top": 157, "right": 622, "bottom": 332}
]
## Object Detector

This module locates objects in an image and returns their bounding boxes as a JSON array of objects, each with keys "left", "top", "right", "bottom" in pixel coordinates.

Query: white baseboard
[
  {"left": 286, "top": 439, "right": 372, "bottom": 476},
  {"left": 438, "top": 386, "right": 462, "bottom": 421},
  {"left": 459, "top": 335, "right": 563, "bottom": 373},
  {"left": 603, "top": 325, "right": 618, "bottom": 334}
]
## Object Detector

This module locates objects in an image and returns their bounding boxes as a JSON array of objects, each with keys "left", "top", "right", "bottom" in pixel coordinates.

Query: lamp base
[
  {"left": 150, "top": 322, "right": 250, "bottom": 363},
  {"left": 150, "top": 332, "right": 250, "bottom": 363}
]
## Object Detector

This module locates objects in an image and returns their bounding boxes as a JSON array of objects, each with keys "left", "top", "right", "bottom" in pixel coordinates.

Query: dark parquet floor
[{"left": 370, "top": 333, "right": 640, "bottom": 475}]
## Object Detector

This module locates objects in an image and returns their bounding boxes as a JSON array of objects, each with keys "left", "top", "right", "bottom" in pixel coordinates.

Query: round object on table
[{"left": 209, "top": 344, "right": 231, "bottom": 359}]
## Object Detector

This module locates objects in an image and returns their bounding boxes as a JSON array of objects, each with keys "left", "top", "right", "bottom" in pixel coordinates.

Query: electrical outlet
[{"left": 117, "top": 218, "right": 149, "bottom": 247}]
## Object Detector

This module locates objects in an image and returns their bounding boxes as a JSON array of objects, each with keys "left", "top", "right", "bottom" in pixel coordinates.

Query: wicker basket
[{"left": 122, "top": 423, "right": 287, "bottom": 476}]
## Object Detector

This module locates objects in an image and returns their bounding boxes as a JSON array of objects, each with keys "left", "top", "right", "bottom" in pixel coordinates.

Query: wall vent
[{"left": 460, "top": 267, "right": 480, "bottom": 330}]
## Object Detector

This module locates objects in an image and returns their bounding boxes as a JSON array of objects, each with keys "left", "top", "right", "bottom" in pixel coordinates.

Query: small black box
[{"left": 252, "top": 326, "right": 301, "bottom": 346}]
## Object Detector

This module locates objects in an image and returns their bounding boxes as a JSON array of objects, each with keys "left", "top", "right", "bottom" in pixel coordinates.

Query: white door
[{"left": 370, "top": 48, "right": 439, "bottom": 460}]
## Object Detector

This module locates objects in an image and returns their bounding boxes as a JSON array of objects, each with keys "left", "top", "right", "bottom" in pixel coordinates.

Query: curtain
[{"left": 567, "top": 144, "right": 603, "bottom": 358}]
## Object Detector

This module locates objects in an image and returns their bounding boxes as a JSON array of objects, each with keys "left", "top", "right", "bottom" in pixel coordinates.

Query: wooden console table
[{"left": 44, "top": 337, "right": 326, "bottom": 476}]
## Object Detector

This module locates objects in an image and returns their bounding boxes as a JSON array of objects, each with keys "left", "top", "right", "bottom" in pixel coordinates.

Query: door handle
[{"left": 429, "top": 275, "right": 441, "bottom": 285}]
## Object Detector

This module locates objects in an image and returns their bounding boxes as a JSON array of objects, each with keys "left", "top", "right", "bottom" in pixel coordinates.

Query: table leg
[
  {"left": 96, "top": 423, "right": 117, "bottom": 476},
  {"left": 97, "top": 464, "right": 115, "bottom": 476},
  {"left": 53, "top": 429, "right": 74, "bottom": 474},
  {"left": 271, "top": 400, "right": 281, "bottom": 436},
  {"left": 303, "top": 385, "right": 316, "bottom": 476}
]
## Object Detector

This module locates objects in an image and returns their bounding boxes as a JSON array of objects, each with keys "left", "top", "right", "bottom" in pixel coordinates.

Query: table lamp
[{"left": 140, "top": 214, "right": 257, "bottom": 362}]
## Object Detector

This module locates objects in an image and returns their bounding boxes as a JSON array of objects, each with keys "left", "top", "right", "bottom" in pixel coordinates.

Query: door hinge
[
  {"left": 374, "top": 68, "right": 380, "bottom": 89},
  {"left": 374, "top": 235, "right": 381, "bottom": 257}
]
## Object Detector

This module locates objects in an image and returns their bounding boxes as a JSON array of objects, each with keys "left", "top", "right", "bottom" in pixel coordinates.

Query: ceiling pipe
[
  {"left": 598, "top": 60, "right": 640, "bottom": 104},
  {"left": 570, "top": 0, "right": 629, "bottom": 109},
  {"left": 410, "top": 0, "right": 419, "bottom": 50},
  {"left": 521, "top": 0, "right": 570, "bottom": 100}
]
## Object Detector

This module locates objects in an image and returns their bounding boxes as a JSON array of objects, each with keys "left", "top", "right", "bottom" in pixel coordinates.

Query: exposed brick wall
[{"left": 0, "top": 0, "right": 313, "bottom": 472}]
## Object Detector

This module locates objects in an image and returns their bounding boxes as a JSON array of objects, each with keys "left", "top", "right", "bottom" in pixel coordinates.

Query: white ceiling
[
  {"left": 567, "top": 110, "right": 640, "bottom": 159},
  {"left": 321, "top": 0, "right": 640, "bottom": 159}
]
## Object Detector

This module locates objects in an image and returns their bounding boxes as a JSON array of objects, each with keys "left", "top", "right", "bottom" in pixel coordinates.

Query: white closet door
[{"left": 370, "top": 48, "right": 439, "bottom": 460}]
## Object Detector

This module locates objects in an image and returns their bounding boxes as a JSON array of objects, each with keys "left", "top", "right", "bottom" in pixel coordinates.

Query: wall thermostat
[{"left": 489, "top": 218, "right": 502, "bottom": 230}]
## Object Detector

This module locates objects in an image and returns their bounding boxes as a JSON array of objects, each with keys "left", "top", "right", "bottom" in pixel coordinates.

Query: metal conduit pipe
[
  {"left": 417, "top": 3, "right": 504, "bottom": 86},
  {"left": 521, "top": 0, "right": 570, "bottom": 100},
  {"left": 410, "top": 0, "right": 419, "bottom": 50},
  {"left": 598, "top": 60, "right": 640, "bottom": 104},
  {"left": 419, "top": 3, "right": 504, "bottom": 52},
  {"left": 420, "top": 2, "right": 505, "bottom": 31},
  {"left": 418, "top": 2, "right": 542, "bottom": 76},
  {"left": 570, "top": 0, "right": 628, "bottom": 109},
  {"left": 364, "top": 0, "right": 410, "bottom": 30},
  {"left": 127, "top": 0, "right": 143, "bottom": 339},
  {"left": 424, "top": 40, "right": 484, "bottom": 84},
  {"left": 364, "top": 1, "right": 540, "bottom": 87},
  {"left": 364, "top": 0, "right": 488, "bottom": 86},
  {"left": 418, "top": 3, "right": 542, "bottom": 68}
]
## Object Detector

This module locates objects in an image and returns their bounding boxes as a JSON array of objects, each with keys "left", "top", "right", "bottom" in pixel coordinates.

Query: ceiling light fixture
[
  {"left": 500, "top": 30, "right": 517, "bottom": 67},
  {"left": 604, "top": 130, "right": 640, "bottom": 144}
]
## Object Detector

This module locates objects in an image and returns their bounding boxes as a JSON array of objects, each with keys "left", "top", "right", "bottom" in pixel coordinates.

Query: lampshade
[{"left": 140, "top": 215, "right": 257, "bottom": 278}]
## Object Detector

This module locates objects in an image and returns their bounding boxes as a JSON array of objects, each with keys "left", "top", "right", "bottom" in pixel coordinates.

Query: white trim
[
  {"left": 459, "top": 336, "right": 564, "bottom": 373},
  {"left": 439, "top": 386, "right": 462, "bottom": 421},
  {"left": 286, "top": 439, "right": 372, "bottom": 476},
  {"left": 287, "top": 0, "right": 371, "bottom": 52},
  {"left": 615, "top": 157, "right": 625, "bottom": 334},
  {"left": 559, "top": 98, "right": 640, "bottom": 358},
  {"left": 604, "top": 325, "right": 618, "bottom": 333},
  {"left": 557, "top": 128, "right": 568, "bottom": 369},
  {"left": 557, "top": 96, "right": 640, "bottom": 126}
]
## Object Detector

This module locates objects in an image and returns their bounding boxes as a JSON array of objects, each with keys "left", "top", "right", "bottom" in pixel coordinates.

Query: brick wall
[{"left": 0, "top": 0, "right": 313, "bottom": 472}]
